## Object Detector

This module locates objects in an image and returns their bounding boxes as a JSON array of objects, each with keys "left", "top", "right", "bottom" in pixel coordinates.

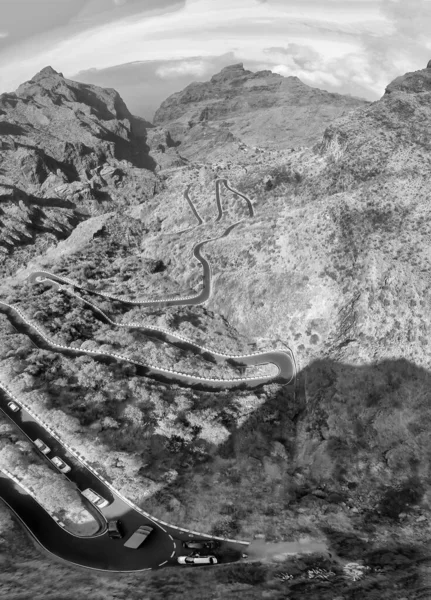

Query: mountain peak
[
  {"left": 385, "top": 65, "right": 431, "bottom": 95},
  {"left": 210, "top": 63, "right": 252, "bottom": 83},
  {"left": 31, "top": 66, "right": 64, "bottom": 81},
  {"left": 220, "top": 63, "right": 245, "bottom": 72},
  {"left": 13, "top": 66, "right": 135, "bottom": 124},
  {"left": 154, "top": 64, "right": 369, "bottom": 154}
]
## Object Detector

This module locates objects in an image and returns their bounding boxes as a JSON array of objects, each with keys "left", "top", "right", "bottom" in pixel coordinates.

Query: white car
[
  {"left": 7, "top": 401, "right": 20, "bottom": 413},
  {"left": 34, "top": 438, "right": 51, "bottom": 455},
  {"left": 81, "top": 488, "right": 109, "bottom": 509},
  {"left": 51, "top": 456, "right": 71, "bottom": 474},
  {"left": 177, "top": 553, "right": 218, "bottom": 565}
]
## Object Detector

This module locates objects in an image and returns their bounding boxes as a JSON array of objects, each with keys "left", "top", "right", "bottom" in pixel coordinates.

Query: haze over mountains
[{"left": 1, "top": 63, "right": 431, "bottom": 598}]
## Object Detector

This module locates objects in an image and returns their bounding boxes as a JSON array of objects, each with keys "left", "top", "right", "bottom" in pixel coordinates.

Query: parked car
[
  {"left": 182, "top": 539, "right": 220, "bottom": 550},
  {"left": 124, "top": 525, "right": 153, "bottom": 549},
  {"left": 7, "top": 401, "right": 20, "bottom": 413},
  {"left": 108, "top": 520, "right": 124, "bottom": 539},
  {"left": 51, "top": 456, "right": 71, "bottom": 474},
  {"left": 177, "top": 553, "right": 218, "bottom": 565},
  {"left": 34, "top": 438, "right": 51, "bottom": 455},
  {"left": 81, "top": 488, "right": 109, "bottom": 509}
]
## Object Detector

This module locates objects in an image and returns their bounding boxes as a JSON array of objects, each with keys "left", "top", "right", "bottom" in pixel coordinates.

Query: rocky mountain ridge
[
  {"left": 0, "top": 66, "right": 191, "bottom": 276},
  {"left": 153, "top": 63, "right": 370, "bottom": 159}
]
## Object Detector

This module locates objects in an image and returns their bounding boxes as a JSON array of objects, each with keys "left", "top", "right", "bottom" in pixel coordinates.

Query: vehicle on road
[
  {"left": 124, "top": 525, "right": 153, "bottom": 549},
  {"left": 34, "top": 438, "right": 51, "bottom": 455},
  {"left": 51, "top": 456, "right": 71, "bottom": 474},
  {"left": 81, "top": 488, "right": 109, "bottom": 508},
  {"left": 182, "top": 539, "right": 220, "bottom": 550},
  {"left": 177, "top": 553, "right": 218, "bottom": 565},
  {"left": 108, "top": 520, "right": 124, "bottom": 539},
  {"left": 7, "top": 401, "right": 20, "bottom": 413}
]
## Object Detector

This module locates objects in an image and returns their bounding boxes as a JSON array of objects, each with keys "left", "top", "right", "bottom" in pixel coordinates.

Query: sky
[{"left": 0, "top": 0, "right": 430, "bottom": 120}]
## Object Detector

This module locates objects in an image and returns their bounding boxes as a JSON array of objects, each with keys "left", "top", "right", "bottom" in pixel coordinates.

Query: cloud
[
  {"left": 0, "top": 0, "right": 430, "bottom": 104},
  {"left": 0, "top": 33, "right": 9, "bottom": 39},
  {"left": 261, "top": 0, "right": 431, "bottom": 99},
  {"left": 73, "top": 53, "right": 240, "bottom": 119},
  {"left": 264, "top": 44, "right": 321, "bottom": 70},
  {"left": 155, "top": 59, "right": 212, "bottom": 79},
  {"left": 0, "top": 0, "right": 365, "bottom": 91},
  {"left": 352, "top": 0, "right": 431, "bottom": 95}
]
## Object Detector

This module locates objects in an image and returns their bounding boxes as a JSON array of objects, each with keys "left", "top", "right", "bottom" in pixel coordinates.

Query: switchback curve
[{"left": 23, "top": 178, "right": 295, "bottom": 387}]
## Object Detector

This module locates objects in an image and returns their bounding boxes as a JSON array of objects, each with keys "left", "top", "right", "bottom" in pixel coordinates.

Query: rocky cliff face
[
  {"left": 153, "top": 63, "right": 369, "bottom": 158},
  {"left": 0, "top": 66, "right": 170, "bottom": 275}
]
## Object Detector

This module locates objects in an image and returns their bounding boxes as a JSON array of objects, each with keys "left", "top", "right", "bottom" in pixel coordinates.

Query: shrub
[
  {"left": 322, "top": 529, "right": 368, "bottom": 559},
  {"left": 211, "top": 515, "right": 240, "bottom": 537},
  {"left": 216, "top": 562, "right": 267, "bottom": 586},
  {"left": 378, "top": 478, "right": 424, "bottom": 519}
]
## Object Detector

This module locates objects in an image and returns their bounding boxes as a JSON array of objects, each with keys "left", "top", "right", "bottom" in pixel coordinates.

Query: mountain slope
[
  {"left": 153, "top": 63, "right": 370, "bottom": 158},
  {"left": 0, "top": 66, "right": 163, "bottom": 276},
  {"left": 130, "top": 63, "right": 431, "bottom": 543}
]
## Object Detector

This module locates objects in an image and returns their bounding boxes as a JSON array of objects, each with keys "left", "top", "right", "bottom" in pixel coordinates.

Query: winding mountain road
[
  {"left": 19, "top": 180, "right": 294, "bottom": 388},
  {"left": 0, "top": 382, "right": 247, "bottom": 571},
  {"left": 0, "top": 177, "right": 296, "bottom": 571},
  {"left": 215, "top": 178, "right": 254, "bottom": 222},
  {"left": 184, "top": 183, "right": 204, "bottom": 225}
]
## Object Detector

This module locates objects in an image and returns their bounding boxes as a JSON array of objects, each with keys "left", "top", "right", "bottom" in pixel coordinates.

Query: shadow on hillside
[
  {"left": 94, "top": 120, "right": 157, "bottom": 172},
  {"left": 27, "top": 195, "right": 77, "bottom": 210},
  {"left": 10, "top": 141, "right": 80, "bottom": 183},
  {"left": 129, "top": 115, "right": 158, "bottom": 172},
  {"left": 0, "top": 122, "right": 26, "bottom": 136},
  {"left": 143, "top": 356, "right": 431, "bottom": 592},
  {"left": 224, "top": 356, "right": 430, "bottom": 498},
  {"left": 72, "top": 84, "right": 126, "bottom": 121},
  {"left": 0, "top": 203, "right": 87, "bottom": 255}
]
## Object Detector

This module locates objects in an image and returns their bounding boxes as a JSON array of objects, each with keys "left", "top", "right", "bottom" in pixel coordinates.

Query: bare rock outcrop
[
  {"left": 385, "top": 64, "right": 431, "bottom": 94},
  {"left": 153, "top": 63, "right": 370, "bottom": 158},
  {"left": 0, "top": 66, "right": 160, "bottom": 274}
]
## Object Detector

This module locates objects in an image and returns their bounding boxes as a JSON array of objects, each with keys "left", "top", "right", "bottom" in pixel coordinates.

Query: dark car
[
  {"left": 182, "top": 539, "right": 220, "bottom": 550},
  {"left": 108, "top": 520, "right": 124, "bottom": 539}
]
